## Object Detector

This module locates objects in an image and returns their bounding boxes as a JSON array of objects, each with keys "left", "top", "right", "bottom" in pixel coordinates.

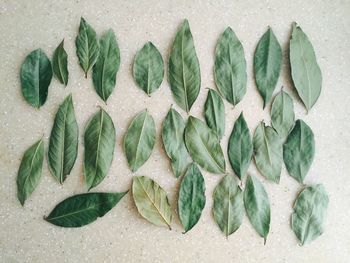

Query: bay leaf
[
  {"left": 204, "top": 88, "right": 225, "bottom": 140},
  {"left": 52, "top": 39, "right": 69, "bottom": 86}
]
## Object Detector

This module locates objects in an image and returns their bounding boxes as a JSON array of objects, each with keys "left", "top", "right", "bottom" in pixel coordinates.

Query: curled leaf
[
  {"left": 204, "top": 88, "right": 225, "bottom": 139},
  {"left": 52, "top": 39, "right": 69, "bottom": 86}
]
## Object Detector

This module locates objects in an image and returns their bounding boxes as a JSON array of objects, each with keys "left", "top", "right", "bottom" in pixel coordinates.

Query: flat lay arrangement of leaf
[
  {"left": 20, "top": 49, "right": 53, "bottom": 108},
  {"left": 168, "top": 19, "right": 201, "bottom": 112},
  {"left": 52, "top": 39, "right": 69, "bottom": 86},
  {"left": 92, "top": 29, "right": 120, "bottom": 102},
  {"left": 178, "top": 163, "right": 206, "bottom": 233},
  {"left": 204, "top": 88, "right": 225, "bottom": 140},
  {"left": 185, "top": 116, "right": 226, "bottom": 174},
  {"left": 132, "top": 176, "right": 172, "bottom": 229},
  {"left": 48, "top": 94, "right": 78, "bottom": 184},
  {"left": 84, "top": 108, "right": 116, "bottom": 190},
  {"left": 213, "top": 174, "right": 244, "bottom": 236},
  {"left": 133, "top": 42, "right": 164, "bottom": 96},
  {"left": 161, "top": 108, "right": 190, "bottom": 178},
  {"left": 45, "top": 191, "right": 128, "bottom": 227},
  {"left": 283, "top": 119, "right": 315, "bottom": 183},
  {"left": 17, "top": 138, "right": 44, "bottom": 206},
  {"left": 214, "top": 27, "right": 247, "bottom": 106},
  {"left": 291, "top": 184, "right": 329, "bottom": 245},
  {"left": 290, "top": 22, "right": 322, "bottom": 111}
]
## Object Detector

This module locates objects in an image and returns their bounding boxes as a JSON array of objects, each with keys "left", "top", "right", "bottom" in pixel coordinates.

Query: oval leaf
[
  {"left": 204, "top": 88, "right": 225, "bottom": 139},
  {"left": 20, "top": 49, "right": 53, "bottom": 108},
  {"left": 132, "top": 176, "right": 172, "bottom": 229},
  {"left": 52, "top": 39, "right": 69, "bottom": 86},
  {"left": 168, "top": 19, "right": 201, "bottom": 112}
]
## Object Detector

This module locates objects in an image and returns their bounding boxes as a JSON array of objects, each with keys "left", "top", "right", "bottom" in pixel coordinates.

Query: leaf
[
  {"left": 283, "top": 119, "right": 315, "bottom": 183},
  {"left": 271, "top": 90, "right": 295, "bottom": 138},
  {"left": 178, "top": 163, "right": 206, "bottom": 233},
  {"left": 16, "top": 138, "right": 44, "bottom": 205},
  {"left": 204, "top": 88, "right": 225, "bottom": 139},
  {"left": 92, "top": 29, "right": 120, "bottom": 102},
  {"left": 133, "top": 42, "right": 164, "bottom": 96},
  {"left": 84, "top": 108, "right": 116, "bottom": 189},
  {"left": 124, "top": 110, "right": 156, "bottom": 172},
  {"left": 254, "top": 27, "right": 282, "bottom": 108},
  {"left": 289, "top": 22, "right": 322, "bottom": 111},
  {"left": 45, "top": 191, "right": 128, "bottom": 227},
  {"left": 253, "top": 121, "right": 282, "bottom": 183},
  {"left": 244, "top": 175, "right": 270, "bottom": 243},
  {"left": 132, "top": 176, "right": 172, "bottom": 229},
  {"left": 20, "top": 49, "right": 53, "bottom": 108},
  {"left": 75, "top": 17, "right": 100, "bottom": 77},
  {"left": 168, "top": 19, "right": 201, "bottom": 112},
  {"left": 48, "top": 94, "right": 79, "bottom": 184},
  {"left": 52, "top": 39, "right": 69, "bottom": 86},
  {"left": 161, "top": 108, "right": 190, "bottom": 178},
  {"left": 213, "top": 174, "right": 244, "bottom": 236},
  {"left": 291, "top": 184, "right": 329, "bottom": 245},
  {"left": 228, "top": 113, "right": 253, "bottom": 180},
  {"left": 214, "top": 27, "right": 247, "bottom": 106},
  {"left": 184, "top": 116, "right": 226, "bottom": 174}
]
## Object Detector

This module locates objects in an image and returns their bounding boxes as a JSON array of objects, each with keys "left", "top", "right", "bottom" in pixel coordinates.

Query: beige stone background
[{"left": 1, "top": 0, "right": 350, "bottom": 262}]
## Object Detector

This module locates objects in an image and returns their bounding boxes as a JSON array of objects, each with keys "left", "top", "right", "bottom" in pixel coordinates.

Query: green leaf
[
  {"left": 214, "top": 27, "right": 247, "bottom": 106},
  {"left": 271, "top": 90, "right": 295, "bottom": 139},
  {"left": 178, "top": 163, "right": 206, "bottom": 233},
  {"left": 204, "top": 88, "right": 225, "bottom": 139},
  {"left": 20, "top": 49, "right": 53, "bottom": 108},
  {"left": 253, "top": 121, "right": 282, "bottom": 183},
  {"left": 75, "top": 17, "right": 100, "bottom": 77},
  {"left": 244, "top": 175, "right": 270, "bottom": 243},
  {"left": 52, "top": 39, "right": 69, "bottom": 86},
  {"left": 132, "top": 176, "right": 172, "bottom": 229},
  {"left": 17, "top": 138, "right": 44, "bottom": 206},
  {"left": 124, "top": 110, "right": 156, "bottom": 172},
  {"left": 213, "top": 174, "right": 244, "bottom": 236},
  {"left": 283, "top": 120, "right": 315, "bottom": 183},
  {"left": 45, "top": 191, "right": 128, "bottom": 227},
  {"left": 161, "top": 108, "right": 190, "bottom": 178},
  {"left": 133, "top": 42, "right": 164, "bottom": 96},
  {"left": 169, "top": 19, "right": 201, "bottom": 112},
  {"left": 184, "top": 116, "right": 226, "bottom": 174},
  {"left": 228, "top": 113, "right": 253, "bottom": 180},
  {"left": 254, "top": 27, "right": 282, "bottom": 108},
  {"left": 48, "top": 94, "right": 79, "bottom": 184},
  {"left": 290, "top": 22, "right": 322, "bottom": 111},
  {"left": 84, "top": 108, "right": 116, "bottom": 189},
  {"left": 292, "top": 184, "right": 329, "bottom": 245},
  {"left": 92, "top": 29, "right": 120, "bottom": 102}
]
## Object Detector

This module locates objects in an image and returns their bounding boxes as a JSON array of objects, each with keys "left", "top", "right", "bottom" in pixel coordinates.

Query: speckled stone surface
[{"left": 1, "top": 0, "right": 350, "bottom": 262}]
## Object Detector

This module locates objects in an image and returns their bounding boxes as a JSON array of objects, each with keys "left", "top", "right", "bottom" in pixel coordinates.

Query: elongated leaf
[
  {"left": 168, "top": 19, "right": 201, "bottom": 112},
  {"left": 271, "top": 90, "right": 295, "bottom": 138},
  {"left": 84, "top": 108, "right": 116, "bottom": 189},
  {"left": 75, "top": 17, "right": 100, "bottom": 77},
  {"left": 133, "top": 42, "right": 164, "bottom": 96},
  {"left": 45, "top": 191, "right": 127, "bottom": 227},
  {"left": 132, "top": 176, "right": 172, "bottom": 229},
  {"left": 161, "top": 108, "right": 190, "bottom": 178},
  {"left": 52, "top": 39, "right": 69, "bottom": 86},
  {"left": 292, "top": 184, "right": 328, "bottom": 245},
  {"left": 17, "top": 138, "right": 44, "bottom": 205},
  {"left": 283, "top": 120, "right": 315, "bottom": 183},
  {"left": 214, "top": 27, "right": 247, "bottom": 106},
  {"left": 92, "top": 29, "right": 120, "bottom": 102},
  {"left": 20, "top": 49, "right": 52, "bottom": 108},
  {"left": 213, "top": 174, "right": 244, "bottom": 236},
  {"left": 48, "top": 94, "right": 78, "bottom": 184},
  {"left": 124, "top": 110, "right": 156, "bottom": 172},
  {"left": 185, "top": 116, "right": 226, "bottom": 174},
  {"left": 204, "top": 89, "right": 225, "bottom": 139},
  {"left": 290, "top": 22, "right": 322, "bottom": 111},
  {"left": 228, "top": 113, "right": 253, "bottom": 180},
  {"left": 178, "top": 163, "right": 206, "bottom": 233},
  {"left": 244, "top": 175, "right": 270, "bottom": 243},
  {"left": 253, "top": 122, "right": 282, "bottom": 183}
]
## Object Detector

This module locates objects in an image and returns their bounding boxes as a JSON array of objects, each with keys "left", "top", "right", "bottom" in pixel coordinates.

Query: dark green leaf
[
  {"left": 204, "top": 88, "right": 225, "bottom": 139},
  {"left": 52, "top": 39, "right": 69, "bottom": 86}
]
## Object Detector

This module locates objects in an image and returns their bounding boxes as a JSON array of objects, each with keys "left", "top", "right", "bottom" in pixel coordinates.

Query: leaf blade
[
  {"left": 204, "top": 88, "right": 225, "bottom": 139},
  {"left": 52, "top": 39, "right": 69, "bottom": 86}
]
